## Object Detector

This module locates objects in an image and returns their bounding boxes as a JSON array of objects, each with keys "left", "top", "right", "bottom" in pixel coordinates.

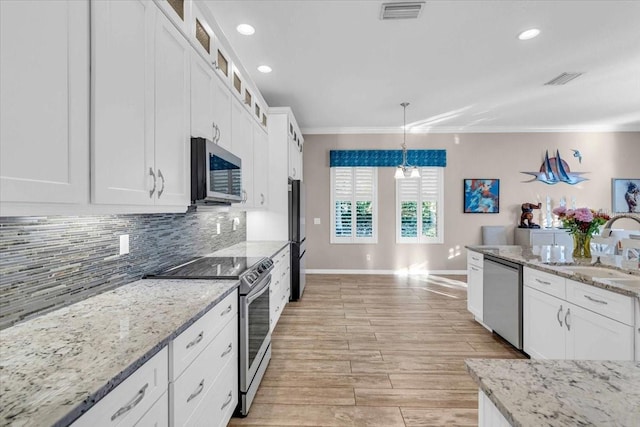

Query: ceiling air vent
[
  {"left": 380, "top": 2, "right": 425, "bottom": 20},
  {"left": 544, "top": 72, "right": 584, "bottom": 86}
]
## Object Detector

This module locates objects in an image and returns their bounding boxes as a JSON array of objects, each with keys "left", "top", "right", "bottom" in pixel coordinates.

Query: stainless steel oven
[{"left": 238, "top": 272, "right": 271, "bottom": 416}]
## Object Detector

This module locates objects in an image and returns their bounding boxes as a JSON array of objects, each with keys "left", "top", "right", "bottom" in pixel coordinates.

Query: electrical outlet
[
  {"left": 366, "top": 254, "right": 371, "bottom": 261},
  {"left": 314, "top": 218, "right": 321, "bottom": 225},
  {"left": 216, "top": 223, "right": 221, "bottom": 235},
  {"left": 119, "top": 234, "right": 130, "bottom": 255},
  {"left": 232, "top": 217, "right": 240, "bottom": 231}
]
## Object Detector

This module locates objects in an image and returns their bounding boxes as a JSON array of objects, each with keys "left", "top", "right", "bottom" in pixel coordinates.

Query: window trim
[
  {"left": 330, "top": 167, "right": 378, "bottom": 244},
  {"left": 395, "top": 167, "right": 444, "bottom": 244}
]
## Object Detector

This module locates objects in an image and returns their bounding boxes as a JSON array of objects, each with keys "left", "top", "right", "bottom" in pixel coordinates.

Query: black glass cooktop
[{"left": 148, "top": 256, "right": 265, "bottom": 279}]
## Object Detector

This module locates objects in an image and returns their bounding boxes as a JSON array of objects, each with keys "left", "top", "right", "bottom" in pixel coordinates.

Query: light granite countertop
[
  {"left": 466, "top": 359, "right": 640, "bottom": 427},
  {"left": 209, "top": 240, "right": 290, "bottom": 258},
  {"left": 0, "top": 278, "right": 239, "bottom": 427},
  {"left": 466, "top": 245, "right": 640, "bottom": 297}
]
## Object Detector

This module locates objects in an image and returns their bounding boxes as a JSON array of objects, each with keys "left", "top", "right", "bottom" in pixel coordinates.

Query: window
[
  {"left": 396, "top": 167, "right": 444, "bottom": 243},
  {"left": 331, "top": 167, "right": 378, "bottom": 243}
]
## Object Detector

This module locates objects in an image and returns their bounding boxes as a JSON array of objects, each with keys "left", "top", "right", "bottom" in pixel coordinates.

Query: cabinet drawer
[
  {"left": 467, "top": 251, "right": 483, "bottom": 268},
  {"left": 566, "top": 280, "right": 634, "bottom": 326},
  {"left": 133, "top": 390, "right": 168, "bottom": 427},
  {"left": 523, "top": 267, "right": 566, "bottom": 299},
  {"left": 72, "top": 347, "right": 168, "bottom": 427},
  {"left": 181, "top": 355, "right": 238, "bottom": 427},
  {"left": 172, "top": 290, "right": 237, "bottom": 379},
  {"left": 172, "top": 315, "right": 238, "bottom": 426}
]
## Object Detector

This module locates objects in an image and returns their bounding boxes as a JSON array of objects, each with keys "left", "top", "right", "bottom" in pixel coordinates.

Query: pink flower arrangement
[{"left": 552, "top": 206, "right": 610, "bottom": 236}]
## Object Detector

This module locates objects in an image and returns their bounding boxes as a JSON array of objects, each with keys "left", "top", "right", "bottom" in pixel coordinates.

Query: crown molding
[{"left": 301, "top": 124, "right": 640, "bottom": 135}]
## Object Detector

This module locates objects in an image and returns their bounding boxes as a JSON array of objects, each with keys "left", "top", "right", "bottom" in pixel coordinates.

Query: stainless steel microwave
[{"left": 191, "top": 137, "right": 242, "bottom": 204}]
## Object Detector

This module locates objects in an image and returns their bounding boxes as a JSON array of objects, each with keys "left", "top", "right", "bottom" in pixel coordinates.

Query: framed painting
[
  {"left": 612, "top": 178, "right": 640, "bottom": 213},
  {"left": 464, "top": 179, "right": 500, "bottom": 213}
]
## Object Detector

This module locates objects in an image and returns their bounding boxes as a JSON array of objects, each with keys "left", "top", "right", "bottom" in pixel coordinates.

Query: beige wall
[{"left": 303, "top": 132, "right": 640, "bottom": 272}]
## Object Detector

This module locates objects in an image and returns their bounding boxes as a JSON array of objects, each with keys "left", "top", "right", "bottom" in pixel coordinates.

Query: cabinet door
[
  {"left": 133, "top": 392, "right": 168, "bottom": 427},
  {"left": 636, "top": 301, "right": 640, "bottom": 361},
  {"left": 1, "top": 0, "right": 89, "bottom": 208},
  {"left": 92, "top": 0, "right": 156, "bottom": 205},
  {"left": 154, "top": 10, "right": 190, "bottom": 206},
  {"left": 253, "top": 123, "right": 269, "bottom": 208},
  {"left": 523, "top": 286, "right": 565, "bottom": 359},
  {"left": 554, "top": 230, "right": 573, "bottom": 251},
  {"left": 565, "top": 303, "right": 634, "bottom": 361},
  {"left": 467, "top": 263, "right": 483, "bottom": 321},
  {"left": 212, "top": 74, "right": 232, "bottom": 151},
  {"left": 530, "top": 232, "right": 555, "bottom": 246},
  {"left": 190, "top": 53, "right": 214, "bottom": 141},
  {"left": 288, "top": 137, "right": 299, "bottom": 179},
  {"left": 231, "top": 100, "right": 253, "bottom": 206}
]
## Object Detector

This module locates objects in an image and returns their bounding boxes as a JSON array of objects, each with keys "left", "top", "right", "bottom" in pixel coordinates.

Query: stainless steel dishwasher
[{"left": 483, "top": 255, "right": 523, "bottom": 350}]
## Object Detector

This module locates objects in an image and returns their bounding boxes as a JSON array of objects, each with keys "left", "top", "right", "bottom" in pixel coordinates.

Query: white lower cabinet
[
  {"left": 466, "top": 251, "right": 484, "bottom": 321},
  {"left": 170, "top": 290, "right": 239, "bottom": 427},
  {"left": 523, "top": 271, "right": 634, "bottom": 361},
  {"left": 270, "top": 247, "right": 291, "bottom": 332},
  {"left": 478, "top": 391, "right": 510, "bottom": 427},
  {"left": 71, "top": 348, "right": 169, "bottom": 427},
  {"left": 134, "top": 391, "right": 169, "bottom": 427},
  {"left": 635, "top": 300, "right": 640, "bottom": 361}
]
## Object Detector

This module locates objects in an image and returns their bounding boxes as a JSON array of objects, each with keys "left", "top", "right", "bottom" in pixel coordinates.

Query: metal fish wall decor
[{"left": 521, "top": 150, "right": 588, "bottom": 185}]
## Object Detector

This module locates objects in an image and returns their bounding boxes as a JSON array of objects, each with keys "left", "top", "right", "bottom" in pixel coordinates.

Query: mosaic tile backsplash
[{"left": 0, "top": 208, "right": 246, "bottom": 329}]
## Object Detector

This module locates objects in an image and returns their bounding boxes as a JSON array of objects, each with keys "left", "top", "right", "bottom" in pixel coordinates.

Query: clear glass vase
[{"left": 572, "top": 232, "right": 592, "bottom": 259}]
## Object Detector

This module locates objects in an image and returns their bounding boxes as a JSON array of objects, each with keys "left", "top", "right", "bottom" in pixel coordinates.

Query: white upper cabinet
[
  {"left": 153, "top": 10, "right": 191, "bottom": 206},
  {"left": 231, "top": 100, "right": 254, "bottom": 206},
  {"left": 190, "top": 53, "right": 215, "bottom": 141},
  {"left": 0, "top": 0, "right": 89, "bottom": 213},
  {"left": 92, "top": 1, "right": 189, "bottom": 207},
  {"left": 211, "top": 73, "right": 233, "bottom": 151},
  {"left": 92, "top": 0, "right": 156, "bottom": 206},
  {"left": 252, "top": 123, "right": 269, "bottom": 208}
]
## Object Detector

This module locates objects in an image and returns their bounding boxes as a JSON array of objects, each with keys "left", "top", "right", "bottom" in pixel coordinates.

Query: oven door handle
[{"left": 247, "top": 275, "right": 272, "bottom": 304}]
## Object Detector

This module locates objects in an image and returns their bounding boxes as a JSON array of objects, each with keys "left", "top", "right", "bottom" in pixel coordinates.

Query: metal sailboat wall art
[{"left": 521, "top": 150, "right": 588, "bottom": 185}]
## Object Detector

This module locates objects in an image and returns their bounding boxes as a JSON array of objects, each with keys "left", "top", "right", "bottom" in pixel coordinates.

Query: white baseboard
[{"left": 305, "top": 269, "right": 468, "bottom": 275}]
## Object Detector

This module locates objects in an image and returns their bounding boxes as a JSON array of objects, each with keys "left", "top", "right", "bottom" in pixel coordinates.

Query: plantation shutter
[
  {"left": 331, "top": 167, "right": 377, "bottom": 243},
  {"left": 396, "top": 167, "right": 444, "bottom": 243}
]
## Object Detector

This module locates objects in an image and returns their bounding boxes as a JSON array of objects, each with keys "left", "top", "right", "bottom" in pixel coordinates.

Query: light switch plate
[
  {"left": 314, "top": 218, "right": 321, "bottom": 225},
  {"left": 119, "top": 234, "right": 130, "bottom": 255}
]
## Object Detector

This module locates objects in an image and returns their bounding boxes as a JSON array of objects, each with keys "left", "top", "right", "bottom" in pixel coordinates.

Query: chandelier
[{"left": 395, "top": 102, "right": 420, "bottom": 179}]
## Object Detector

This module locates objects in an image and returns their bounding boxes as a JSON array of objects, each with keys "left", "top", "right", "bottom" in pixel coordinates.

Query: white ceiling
[{"left": 203, "top": 1, "right": 640, "bottom": 134}]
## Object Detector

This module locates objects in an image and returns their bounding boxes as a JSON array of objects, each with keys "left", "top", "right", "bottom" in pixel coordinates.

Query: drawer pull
[
  {"left": 221, "top": 391, "right": 233, "bottom": 410},
  {"left": 470, "top": 266, "right": 479, "bottom": 272},
  {"left": 556, "top": 305, "right": 563, "bottom": 327},
  {"left": 186, "top": 331, "right": 204, "bottom": 349},
  {"left": 220, "top": 304, "right": 232, "bottom": 316},
  {"left": 472, "top": 256, "right": 480, "bottom": 262},
  {"left": 584, "top": 295, "right": 608, "bottom": 305},
  {"left": 111, "top": 383, "right": 148, "bottom": 421},
  {"left": 535, "top": 278, "right": 551, "bottom": 285},
  {"left": 187, "top": 380, "right": 205, "bottom": 403},
  {"left": 221, "top": 343, "right": 233, "bottom": 358}
]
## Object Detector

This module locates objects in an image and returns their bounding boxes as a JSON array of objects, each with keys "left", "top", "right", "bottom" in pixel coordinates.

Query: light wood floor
[{"left": 229, "top": 274, "right": 524, "bottom": 427}]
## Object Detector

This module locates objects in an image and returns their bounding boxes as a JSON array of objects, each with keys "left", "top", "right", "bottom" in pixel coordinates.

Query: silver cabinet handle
[
  {"left": 187, "top": 380, "right": 204, "bottom": 403},
  {"left": 221, "top": 343, "right": 233, "bottom": 358},
  {"left": 221, "top": 391, "right": 233, "bottom": 410},
  {"left": 220, "top": 304, "right": 232, "bottom": 316},
  {"left": 111, "top": 383, "right": 148, "bottom": 421},
  {"left": 260, "top": 193, "right": 265, "bottom": 205},
  {"left": 216, "top": 125, "right": 221, "bottom": 143},
  {"left": 149, "top": 168, "right": 156, "bottom": 198},
  {"left": 470, "top": 266, "right": 479, "bottom": 272},
  {"left": 212, "top": 60, "right": 218, "bottom": 70},
  {"left": 556, "top": 305, "right": 563, "bottom": 327},
  {"left": 186, "top": 331, "right": 203, "bottom": 349},
  {"left": 471, "top": 256, "right": 480, "bottom": 262},
  {"left": 157, "top": 169, "right": 165, "bottom": 198},
  {"left": 292, "top": 167, "right": 296, "bottom": 177},
  {"left": 565, "top": 308, "right": 571, "bottom": 331},
  {"left": 535, "top": 278, "right": 551, "bottom": 285},
  {"left": 242, "top": 189, "right": 247, "bottom": 203},
  {"left": 584, "top": 295, "right": 608, "bottom": 305}
]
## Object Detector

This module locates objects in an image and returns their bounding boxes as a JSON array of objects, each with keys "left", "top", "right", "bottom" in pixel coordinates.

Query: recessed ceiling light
[
  {"left": 257, "top": 65, "right": 272, "bottom": 73},
  {"left": 236, "top": 24, "right": 255, "bottom": 36},
  {"left": 518, "top": 28, "right": 540, "bottom": 40}
]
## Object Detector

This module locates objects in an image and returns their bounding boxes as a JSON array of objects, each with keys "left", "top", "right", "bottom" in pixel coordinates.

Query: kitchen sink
[{"left": 561, "top": 266, "right": 636, "bottom": 279}]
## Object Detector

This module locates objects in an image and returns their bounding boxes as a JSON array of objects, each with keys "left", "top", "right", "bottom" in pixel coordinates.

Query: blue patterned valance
[{"left": 329, "top": 150, "right": 446, "bottom": 167}]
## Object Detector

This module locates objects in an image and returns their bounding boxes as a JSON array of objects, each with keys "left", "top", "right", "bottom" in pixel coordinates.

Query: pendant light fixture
[{"left": 395, "top": 102, "right": 420, "bottom": 179}]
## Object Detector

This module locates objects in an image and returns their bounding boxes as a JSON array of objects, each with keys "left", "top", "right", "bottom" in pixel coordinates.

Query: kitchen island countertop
[
  {"left": 0, "top": 278, "right": 239, "bottom": 427},
  {"left": 466, "top": 358, "right": 640, "bottom": 427}
]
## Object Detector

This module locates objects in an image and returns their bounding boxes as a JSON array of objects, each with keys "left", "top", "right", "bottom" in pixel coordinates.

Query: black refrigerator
[{"left": 288, "top": 179, "right": 306, "bottom": 301}]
